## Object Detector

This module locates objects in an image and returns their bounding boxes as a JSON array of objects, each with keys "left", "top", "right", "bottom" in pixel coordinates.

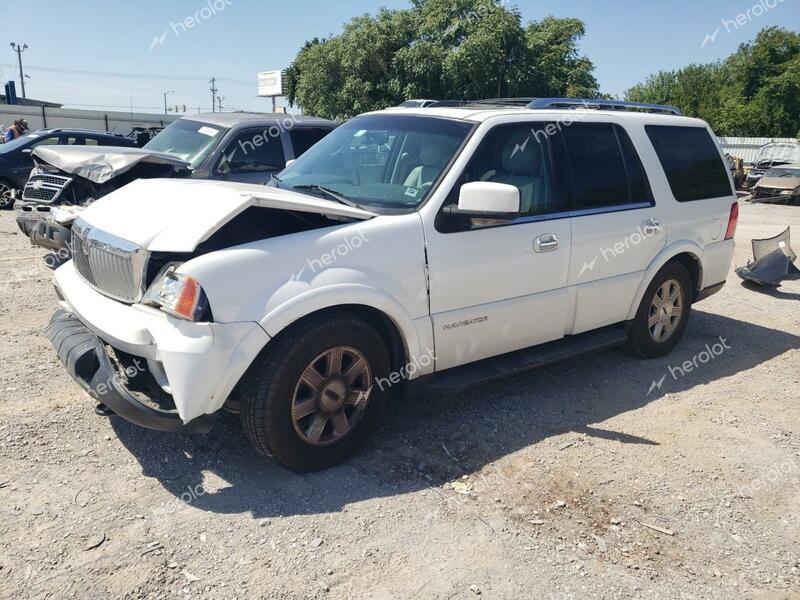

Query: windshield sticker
[
  {"left": 197, "top": 126, "right": 220, "bottom": 137},
  {"left": 404, "top": 187, "right": 419, "bottom": 198}
]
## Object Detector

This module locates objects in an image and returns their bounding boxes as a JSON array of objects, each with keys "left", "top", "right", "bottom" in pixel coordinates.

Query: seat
[
  {"left": 404, "top": 143, "right": 450, "bottom": 189},
  {"left": 480, "top": 130, "right": 546, "bottom": 214}
]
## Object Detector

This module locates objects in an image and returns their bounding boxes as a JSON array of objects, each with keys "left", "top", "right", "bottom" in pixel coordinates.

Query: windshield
[
  {"left": 765, "top": 167, "right": 800, "bottom": 178},
  {"left": 0, "top": 132, "right": 39, "bottom": 154},
  {"left": 275, "top": 114, "right": 474, "bottom": 209},
  {"left": 143, "top": 119, "right": 226, "bottom": 168}
]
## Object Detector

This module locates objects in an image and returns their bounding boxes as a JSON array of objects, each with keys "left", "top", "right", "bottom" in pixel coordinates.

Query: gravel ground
[{"left": 0, "top": 202, "right": 798, "bottom": 600}]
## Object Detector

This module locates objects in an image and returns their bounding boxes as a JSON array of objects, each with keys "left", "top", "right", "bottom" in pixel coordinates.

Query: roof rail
[
  {"left": 527, "top": 98, "right": 683, "bottom": 116},
  {"left": 427, "top": 98, "right": 536, "bottom": 108}
]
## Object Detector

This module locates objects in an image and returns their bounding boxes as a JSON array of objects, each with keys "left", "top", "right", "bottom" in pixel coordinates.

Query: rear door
[{"left": 564, "top": 123, "right": 666, "bottom": 334}]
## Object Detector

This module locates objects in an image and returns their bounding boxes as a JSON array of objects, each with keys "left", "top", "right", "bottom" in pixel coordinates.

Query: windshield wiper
[{"left": 290, "top": 184, "right": 365, "bottom": 210}]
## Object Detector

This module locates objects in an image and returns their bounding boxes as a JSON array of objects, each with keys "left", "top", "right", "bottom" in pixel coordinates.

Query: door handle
[
  {"left": 642, "top": 218, "right": 662, "bottom": 236},
  {"left": 534, "top": 234, "right": 559, "bottom": 253}
]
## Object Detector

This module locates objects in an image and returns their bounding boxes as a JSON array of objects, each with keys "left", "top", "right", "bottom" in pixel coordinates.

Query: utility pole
[
  {"left": 9, "top": 42, "right": 28, "bottom": 98},
  {"left": 209, "top": 77, "right": 218, "bottom": 113},
  {"left": 217, "top": 96, "right": 224, "bottom": 112},
  {"left": 163, "top": 90, "right": 174, "bottom": 115}
]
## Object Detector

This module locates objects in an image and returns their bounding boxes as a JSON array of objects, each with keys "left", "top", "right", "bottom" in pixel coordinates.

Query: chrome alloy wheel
[
  {"left": 0, "top": 182, "right": 13, "bottom": 208},
  {"left": 290, "top": 346, "right": 373, "bottom": 446},
  {"left": 648, "top": 279, "right": 684, "bottom": 343}
]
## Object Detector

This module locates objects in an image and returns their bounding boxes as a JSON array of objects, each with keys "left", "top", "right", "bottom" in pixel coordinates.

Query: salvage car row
[{"left": 12, "top": 99, "right": 739, "bottom": 472}]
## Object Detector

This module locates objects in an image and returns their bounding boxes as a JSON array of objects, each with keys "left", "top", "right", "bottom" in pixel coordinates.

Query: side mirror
[
  {"left": 21, "top": 148, "right": 32, "bottom": 155},
  {"left": 443, "top": 182, "right": 521, "bottom": 221}
]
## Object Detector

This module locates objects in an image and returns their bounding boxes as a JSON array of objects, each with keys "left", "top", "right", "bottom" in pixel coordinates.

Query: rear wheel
[
  {"left": 239, "top": 314, "right": 391, "bottom": 472},
  {"left": 626, "top": 262, "right": 693, "bottom": 358}
]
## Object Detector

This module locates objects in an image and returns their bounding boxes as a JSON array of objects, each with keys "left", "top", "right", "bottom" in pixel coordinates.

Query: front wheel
[
  {"left": 626, "top": 262, "right": 693, "bottom": 359},
  {"left": 239, "top": 314, "right": 391, "bottom": 472},
  {"left": 0, "top": 180, "right": 14, "bottom": 209}
]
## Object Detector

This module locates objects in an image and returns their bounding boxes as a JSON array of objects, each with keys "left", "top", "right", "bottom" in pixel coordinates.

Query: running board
[{"left": 428, "top": 325, "right": 628, "bottom": 395}]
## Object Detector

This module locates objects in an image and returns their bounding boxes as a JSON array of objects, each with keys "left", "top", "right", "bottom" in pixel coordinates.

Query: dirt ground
[{"left": 0, "top": 202, "right": 798, "bottom": 600}]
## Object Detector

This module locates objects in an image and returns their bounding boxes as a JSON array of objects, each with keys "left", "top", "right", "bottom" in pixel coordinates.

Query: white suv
[{"left": 46, "top": 99, "right": 738, "bottom": 471}]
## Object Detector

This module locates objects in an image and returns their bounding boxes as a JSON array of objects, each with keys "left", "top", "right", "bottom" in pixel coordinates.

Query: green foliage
[
  {"left": 286, "top": 0, "right": 599, "bottom": 119},
  {"left": 626, "top": 27, "right": 800, "bottom": 137}
]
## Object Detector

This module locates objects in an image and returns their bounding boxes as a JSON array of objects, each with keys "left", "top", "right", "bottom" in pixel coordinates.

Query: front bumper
[
  {"left": 15, "top": 203, "right": 72, "bottom": 252},
  {"left": 52, "top": 262, "right": 270, "bottom": 426},
  {"left": 46, "top": 310, "right": 216, "bottom": 433}
]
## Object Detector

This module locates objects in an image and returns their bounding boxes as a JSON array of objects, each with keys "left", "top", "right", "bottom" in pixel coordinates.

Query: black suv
[{"left": 0, "top": 129, "right": 136, "bottom": 208}]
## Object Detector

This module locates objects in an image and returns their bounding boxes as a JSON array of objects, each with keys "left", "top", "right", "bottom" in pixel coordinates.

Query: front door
[
  {"left": 425, "top": 122, "right": 573, "bottom": 371},
  {"left": 215, "top": 127, "right": 289, "bottom": 184}
]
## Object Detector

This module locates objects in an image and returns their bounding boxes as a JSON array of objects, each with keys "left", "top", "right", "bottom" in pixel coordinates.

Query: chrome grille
[
  {"left": 71, "top": 220, "right": 149, "bottom": 303},
  {"left": 22, "top": 174, "right": 72, "bottom": 204}
]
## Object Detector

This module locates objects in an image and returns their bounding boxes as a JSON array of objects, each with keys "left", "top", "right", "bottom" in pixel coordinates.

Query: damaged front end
[
  {"left": 48, "top": 179, "right": 376, "bottom": 429},
  {"left": 15, "top": 146, "right": 191, "bottom": 257},
  {"left": 750, "top": 175, "right": 800, "bottom": 206}
]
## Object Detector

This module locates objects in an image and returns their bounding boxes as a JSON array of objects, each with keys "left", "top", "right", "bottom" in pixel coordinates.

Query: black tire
[
  {"left": 0, "top": 180, "right": 15, "bottom": 210},
  {"left": 239, "top": 313, "right": 391, "bottom": 472},
  {"left": 626, "top": 261, "right": 693, "bottom": 359}
]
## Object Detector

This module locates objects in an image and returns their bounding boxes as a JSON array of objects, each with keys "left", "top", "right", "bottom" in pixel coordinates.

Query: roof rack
[
  {"left": 427, "top": 98, "right": 536, "bottom": 108},
  {"left": 527, "top": 98, "right": 683, "bottom": 116}
]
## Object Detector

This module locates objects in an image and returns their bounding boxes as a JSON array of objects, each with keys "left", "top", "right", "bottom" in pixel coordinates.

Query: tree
[
  {"left": 625, "top": 27, "right": 800, "bottom": 137},
  {"left": 286, "top": 0, "right": 599, "bottom": 119}
]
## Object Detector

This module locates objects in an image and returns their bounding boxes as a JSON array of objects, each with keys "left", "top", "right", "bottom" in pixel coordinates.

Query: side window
[
  {"left": 646, "top": 126, "right": 733, "bottom": 202},
  {"left": 562, "top": 124, "right": 632, "bottom": 209},
  {"left": 31, "top": 137, "right": 59, "bottom": 147},
  {"left": 219, "top": 128, "right": 286, "bottom": 174},
  {"left": 83, "top": 138, "right": 101, "bottom": 146},
  {"left": 455, "top": 123, "right": 562, "bottom": 217},
  {"left": 616, "top": 126, "right": 653, "bottom": 204},
  {"left": 289, "top": 128, "right": 331, "bottom": 157}
]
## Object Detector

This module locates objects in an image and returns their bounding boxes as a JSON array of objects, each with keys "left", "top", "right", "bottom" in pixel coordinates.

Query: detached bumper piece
[
  {"left": 45, "top": 310, "right": 216, "bottom": 434},
  {"left": 736, "top": 227, "right": 800, "bottom": 287},
  {"left": 29, "top": 219, "right": 72, "bottom": 253}
]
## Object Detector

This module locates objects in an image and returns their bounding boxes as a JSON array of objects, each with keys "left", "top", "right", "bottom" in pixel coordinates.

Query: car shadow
[{"left": 111, "top": 309, "right": 800, "bottom": 519}]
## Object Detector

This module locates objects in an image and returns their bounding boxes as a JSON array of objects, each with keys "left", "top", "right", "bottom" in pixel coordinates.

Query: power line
[{"left": 0, "top": 62, "right": 253, "bottom": 86}]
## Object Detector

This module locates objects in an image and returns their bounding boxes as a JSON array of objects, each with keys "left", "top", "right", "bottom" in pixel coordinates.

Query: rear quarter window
[{"left": 646, "top": 125, "right": 733, "bottom": 202}]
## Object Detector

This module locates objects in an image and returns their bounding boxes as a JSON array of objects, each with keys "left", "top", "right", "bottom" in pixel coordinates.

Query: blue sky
[{"left": 1, "top": 0, "right": 797, "bottom": 114}]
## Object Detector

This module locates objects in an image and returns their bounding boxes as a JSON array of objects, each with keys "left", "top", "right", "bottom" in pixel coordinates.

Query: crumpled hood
[
  {"left": 755, "top": 176, "right": 800, "bottom": 191},
  {"left": 79, "top": 178, "right": 376, "bottom": 252},
  {"left": 33, "top": 145, "right": 191, "bottom": 184}
]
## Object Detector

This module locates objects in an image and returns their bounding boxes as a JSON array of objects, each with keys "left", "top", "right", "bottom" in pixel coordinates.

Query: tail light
[{"left": 724, "top": 202, "right": 739, "bottom": 240}]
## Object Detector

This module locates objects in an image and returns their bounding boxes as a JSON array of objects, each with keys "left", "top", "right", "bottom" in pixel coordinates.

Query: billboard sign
[{"left": 258, "top": 70, "right": 286, "bottom": 97}]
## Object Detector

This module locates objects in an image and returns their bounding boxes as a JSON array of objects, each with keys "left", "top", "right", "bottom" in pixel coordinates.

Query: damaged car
[
  {"left": 744, "top": 141, "right": 800, "bottom": 189},
  {"left": 750, "top": 163, "right": 800, "bottom": 205},
  {"left": 15, "top": 113, "right": 336, "bottom": 257},
  {"left": 0, "top": 128, "right": 136, "bottom": 210},
  {"left": 46, "top": 100, "right": 737, "bottom": 471}
]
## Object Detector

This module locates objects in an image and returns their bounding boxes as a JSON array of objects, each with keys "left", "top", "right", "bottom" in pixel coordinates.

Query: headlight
[
  {"left": 780, "top": 189, "right": 795, "bottom": 196},
  {"left": 142, "top": 264, "right": 209, "bottom": 321}
]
